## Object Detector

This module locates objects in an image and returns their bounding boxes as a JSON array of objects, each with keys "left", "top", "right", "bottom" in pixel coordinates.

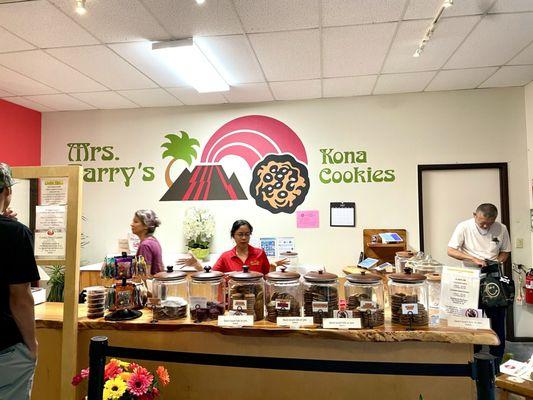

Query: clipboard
[{"left": 330, "top": 202, "right": 356, "bottom": 227}]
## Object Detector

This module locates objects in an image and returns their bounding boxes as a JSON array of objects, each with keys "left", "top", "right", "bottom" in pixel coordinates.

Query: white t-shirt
[{"left": 448, "top": 218, "right": 511, "bottom": 261}]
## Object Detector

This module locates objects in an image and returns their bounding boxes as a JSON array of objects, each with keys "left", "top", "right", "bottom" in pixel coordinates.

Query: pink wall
[{"left": 0, "top": 99, "right": 41, "bottom": 166}]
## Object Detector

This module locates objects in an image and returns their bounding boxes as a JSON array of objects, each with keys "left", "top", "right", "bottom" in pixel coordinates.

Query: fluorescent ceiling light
[
  {"left": 153, "top": 38, "right": 229, "bottom": 93},
  {"left": 75, "top": 0, "right": 87, "bottom": 15},
  {"left": 195, "top": 0, "right": 206, "bottom": 4},
  {"left": 443, "top": 0, "right": 453, "bottom": 8}
]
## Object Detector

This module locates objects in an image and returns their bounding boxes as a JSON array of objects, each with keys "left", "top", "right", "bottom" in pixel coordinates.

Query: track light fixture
[
  {"left": 75, "top": 0, "right": 87, "bottom": 15},
  {"left": 412, "top": 0, "right": 453, "bottom": 58}
]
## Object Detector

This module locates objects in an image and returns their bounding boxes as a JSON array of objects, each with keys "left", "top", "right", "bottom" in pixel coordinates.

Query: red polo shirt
[{"left": 212, "top": 245, "right": 270, "bottom": 275}]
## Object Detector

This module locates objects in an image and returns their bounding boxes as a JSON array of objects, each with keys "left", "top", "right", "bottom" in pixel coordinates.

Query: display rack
[{"left": 363, "top": 228, "right": 407, "bottom": 265}]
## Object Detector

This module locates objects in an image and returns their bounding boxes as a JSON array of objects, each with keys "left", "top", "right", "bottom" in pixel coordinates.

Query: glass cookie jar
[
  {"left": 389, "top": 268, "right": 428, "bottom": 327},
  {"left": 303, "top": 270, "right": 339, "bottom": 325},
  {"left": 189, "top": 266, "right": 225, "bottom": 322},
  {"left": 228, "top": 266, "right": 265, "bottom": 321},
  {"left": 152, "top": 266, "right": 188, "bottom": 320},
  {"left": 344, "top": 271, "right": 385, "bottom": 328},
  {"left": 265, "top": 266, "right": 302, "bottom": 323}
]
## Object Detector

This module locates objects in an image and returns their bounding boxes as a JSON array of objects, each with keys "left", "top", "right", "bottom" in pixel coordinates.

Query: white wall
[{"left": 41, "top": 87, "right": 532, "bottom": 334}]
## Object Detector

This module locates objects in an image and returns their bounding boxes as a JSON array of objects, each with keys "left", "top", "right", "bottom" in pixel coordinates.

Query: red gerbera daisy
[{"left": 127, "top": 368, "right": 153, "bottom": 396}]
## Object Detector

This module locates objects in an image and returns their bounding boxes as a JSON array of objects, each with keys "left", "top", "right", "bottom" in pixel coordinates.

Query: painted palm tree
[{"left": 161, "top": 131, "right": 200, "bottom": 188}]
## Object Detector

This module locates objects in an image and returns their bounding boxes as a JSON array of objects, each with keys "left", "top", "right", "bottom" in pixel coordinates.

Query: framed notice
[{"left": 330, "top": 202, "right": 356, "bottom": 227}]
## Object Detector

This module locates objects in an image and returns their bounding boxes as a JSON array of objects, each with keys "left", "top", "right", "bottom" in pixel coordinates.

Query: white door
[{"left": 421, "top": 168, "right": 501, "bottom": 266}]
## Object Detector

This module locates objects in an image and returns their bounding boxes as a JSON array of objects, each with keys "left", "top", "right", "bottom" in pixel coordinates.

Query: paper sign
[
  {"left": 260, "top": 237, "right": 277, "bottom": 257},
  {"left": 232, "top": 300, "right": 247, "bottom": 310},
  {"left": 333, "top": 310, "right": 354, "bottom": 318},
  {"left": 218, "top": 315, "right": 254, "bottom": 327},
  {"left": 323, "top": 318, "right": 361, "bottom": 329},
  {"left": 448, "top": 316, "right": 491, "bottom": 330},
  {"left": 36, "top": 205, "right": 67, "bottom": 230},
  {"left": 277, "top": 237, "right": 295, "bottom": 255},
  {"left": 296, "top": 210, "right": 319, "bottom": 229},
  {"left": 440, "top": 265, "right": 480, "bottom": 319},
  {"left": 35, "top": 229, "right": 66, "bottom": 259},
  {"left": 40, "top": 177, "right": 68, "bottom": 205},
  {"left": 402, "top": 303, "right": 419, "bottom": 315},
  {"left": 312, "top": 301, "right": 329, "bottom": 313},
  {"left": 275, "top": 300, "right": 290, "bottom": 310},
  {"left": 190, "top": 297, "right": 208, "bottom": 309},
  {"left": 277, "top": 317, "right": 314, "bottom": 328}
]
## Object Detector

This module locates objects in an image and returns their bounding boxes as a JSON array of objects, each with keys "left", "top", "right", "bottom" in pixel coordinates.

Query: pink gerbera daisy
[{"left": 127, "top": 368, "right": 153, "bottom": 396}]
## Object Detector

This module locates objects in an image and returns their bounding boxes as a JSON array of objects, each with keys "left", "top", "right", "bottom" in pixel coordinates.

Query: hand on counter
[{"left": 176, "top": 253, "right": 202, "bottom": 269}]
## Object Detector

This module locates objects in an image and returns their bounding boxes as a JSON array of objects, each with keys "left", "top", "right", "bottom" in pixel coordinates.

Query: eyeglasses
[{"left": 235, "top": 232, "right": 251, "bottom": 237}]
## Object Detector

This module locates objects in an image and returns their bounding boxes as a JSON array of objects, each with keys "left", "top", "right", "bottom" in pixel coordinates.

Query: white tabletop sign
[
  {"left": 218, "top": 315, "right": 254, "bottom": 327},
  {"left": 401, "top": 303, "right": 419, "bottom": 315},
  {"left": 323, "top": 318, "right": 361, "bottom": 329},
  {"left": 440, "top": 265, "right": 480, "bottom": 319},
  {"left": 277, "top": 317, "right": 314, "bottom": 328},
  {"left": 448, "top": 316, "right": 491, "bottom": 330}
]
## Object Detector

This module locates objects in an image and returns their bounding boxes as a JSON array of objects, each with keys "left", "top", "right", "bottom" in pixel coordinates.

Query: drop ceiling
[{"left": 0, "top": 0, "right": 532, "bottom": 112}]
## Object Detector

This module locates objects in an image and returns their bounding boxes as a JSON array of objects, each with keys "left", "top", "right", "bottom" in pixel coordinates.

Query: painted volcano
[{"left": 160, "top": 164, "right": 247, "bottom": 201}]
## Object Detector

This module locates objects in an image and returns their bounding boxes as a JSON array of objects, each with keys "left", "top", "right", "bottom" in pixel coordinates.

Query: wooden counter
[
  {"left": 35, "top": 302, "right": 498, "bottom": 345},
  {"left": 33, "top": 302, "right": 498, "bottom": 400}
]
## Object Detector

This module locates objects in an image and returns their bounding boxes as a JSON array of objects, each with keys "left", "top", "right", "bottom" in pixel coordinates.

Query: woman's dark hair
[{"left": 230, "top": 220, "right": 253, "bottom": 238}]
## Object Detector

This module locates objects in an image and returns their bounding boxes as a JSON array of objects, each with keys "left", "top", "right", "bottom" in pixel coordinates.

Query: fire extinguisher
[{"left": 526, "top": 269, "right": 533, "bottom": 305}]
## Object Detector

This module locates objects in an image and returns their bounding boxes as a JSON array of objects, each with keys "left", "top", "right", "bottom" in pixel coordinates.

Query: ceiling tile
[
  {"left": 446, "top": 13, "right": 533, "bottom": 69},
  {"left": 47, "top": 45, "right": 157, "bottom": 90},
  {"left": 0, "top": 26, "right": 34, "bottom": 53},
  {"left": 490, "top": 0, "right": 533, "bottom": 13},
  {"left": 0, "top": 65, "right": 57, "bottom": 95},
  {"left": 270, "top": 79, "right": 321, "bottom": 100},
  {"left": 323, "top": 23, "right": 397, "bottom": 77},
  {"left": 142, "top": 0, "right": 242, "bottom": 37},
  {"left": 322, "top": 0, "right": 407, "bottom": 27},
  {"left": 26, "top": 94, "right": 95, "bottom": 110},
  {"left": 233, "top": 0, "right": 319, "bottom": 33},
  {"left": 4, "top": 96, "right": 55, "bottom": 112},
  {"left": 195, "top": 35, "right": 264, "bottom": 85},
  {"left": 249, "top": 30, "right": 320, "bottom": 81},
  {"left": 49, "top": 0, "right": 170, "bottom": 43},
  {"left": 480, "top": 65, "right": 533, "bottom": 88},
  {"left": 0, "top": 0, "right": 98, "bottom": 47},
  {"left": 373, "top": 71, "right": 436, "bottom": 94},
  {"left": 323, "top": 75, "right": 377, "bottom": 97},
  {"left": 224, "top": 83, "right": 273, "bottom": 103},
  {"left": 117, "top": 88, "right": 182, "bottom": 107},
  {"left": 509, "top": 41, "right": 533, "bottom": 65},
  {"left": 404, "top": 0, "right": 493, "bottom": 20},
  {"left": 0, "top": 50, "right": 106, "bottom": 92},
  {"left": 383, "top": 16, "right": 480, "bottom": 73},
  {"left": 0, "top": 88, "right": 13, "bottom": 97},
  {"left": 108, "top": 41, "right": 188, "bottom": 87},
  {"left": 425, "top": 67, "right": 498, "bottom": 91},
  {"left": 165, "top": 87, "right": 228, "bottom": 106},
  {"left": 70, "top": 91, "right": 139, "bottom": 109}
]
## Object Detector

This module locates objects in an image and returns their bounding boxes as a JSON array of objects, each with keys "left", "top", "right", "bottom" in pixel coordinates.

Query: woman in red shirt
[{"left": 178, "top": 220, "right": 288, "bottom": 275}]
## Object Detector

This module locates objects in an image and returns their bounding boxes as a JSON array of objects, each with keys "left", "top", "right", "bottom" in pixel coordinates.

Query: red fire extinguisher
[{"left": 526, "top": 269, "right": 533, "bottom": 304}]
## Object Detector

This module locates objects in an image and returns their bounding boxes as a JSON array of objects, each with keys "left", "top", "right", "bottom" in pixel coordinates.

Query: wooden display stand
[
  {"left": 363, "top": 228, "right": 407, "bottom": 264},
  {"left": 496, "top": 374, "right": 533, "bottom": 399},
  {"left": 12, "top": 165, "right": 83, "bottom": 400}
]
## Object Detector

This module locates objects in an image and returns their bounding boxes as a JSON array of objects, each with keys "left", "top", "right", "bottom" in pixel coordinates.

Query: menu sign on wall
[
  {"left": 40, "top": 177, "right": 68, "bottom": 205},
  {"left": 34, "top": 205, "right": 67, "bottom": 259}
]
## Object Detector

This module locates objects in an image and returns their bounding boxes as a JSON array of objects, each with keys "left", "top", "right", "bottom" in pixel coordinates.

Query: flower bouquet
[
  {"left": 183, "top": 207, "right": 215, "bottom": 260},
  {"left": 72, "top": 358, "right": 170, "bottom": 399}
]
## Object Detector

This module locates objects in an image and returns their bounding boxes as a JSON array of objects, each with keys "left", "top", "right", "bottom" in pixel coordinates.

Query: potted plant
[
  {"left": 47, "top": 265, "right": 65, "bottom": 302},
  {"left": 183, "top": 207, "right": 215, "bottom": 260}
]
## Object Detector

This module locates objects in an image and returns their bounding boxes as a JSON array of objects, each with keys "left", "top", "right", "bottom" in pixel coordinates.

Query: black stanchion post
[
  {"left": 472, "top": 353, "right": 496, "bottom": 400},
  {"left": 88, "top": 336, "right": 109, "bottom": 400}
]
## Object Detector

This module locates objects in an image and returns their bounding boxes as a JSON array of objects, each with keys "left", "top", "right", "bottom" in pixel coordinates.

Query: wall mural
[{"left": 160, "top": 115, "right": 310, "bottom": 214}]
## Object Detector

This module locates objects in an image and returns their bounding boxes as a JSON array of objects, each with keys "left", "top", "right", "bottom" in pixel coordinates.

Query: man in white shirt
[{"left": 447, "top": 203, "right": 511, "bottom": 366}]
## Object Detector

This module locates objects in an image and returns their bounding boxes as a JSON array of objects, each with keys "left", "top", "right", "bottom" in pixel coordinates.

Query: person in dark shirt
[{"left": 0, "top": 163, "right": 40, "bottom": 400}]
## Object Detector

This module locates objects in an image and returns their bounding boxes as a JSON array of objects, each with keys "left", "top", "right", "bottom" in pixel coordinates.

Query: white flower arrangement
[{"left": 183, "top": 207, "right": 215, "bottom": 249}]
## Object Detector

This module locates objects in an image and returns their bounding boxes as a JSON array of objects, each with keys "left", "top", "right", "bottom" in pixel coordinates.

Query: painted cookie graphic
[{"left": 250, "top": 154, "right": 310, "bottom": 214}]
